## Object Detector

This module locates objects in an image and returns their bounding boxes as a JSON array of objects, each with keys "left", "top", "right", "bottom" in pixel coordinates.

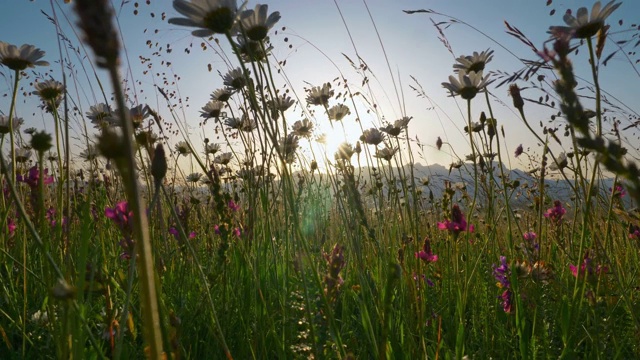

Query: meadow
[{"left": 1, "top": 0, "right": 640, "bottom": 358}]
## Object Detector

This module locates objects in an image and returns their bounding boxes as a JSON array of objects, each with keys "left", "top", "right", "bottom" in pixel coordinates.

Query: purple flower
[
  {"left": 570, "top": 252, "right": 608, "bottom": 278},
  {"left": 438, "top": 204, "right": 474, "bottom": 235},
  {"left": 523, "top": 231, "right": 537, "bottom": 242},
  {"left": 169, "top": 226, "right": 196, "bottom": 240},
  {"left": 415, "top": 237, "right": 438, "bottom": 263},
  {"left": 105, "top": 201, "right": 133, "bottom": 231},
  {"left": 493, "top": 256, "right": 510, "bottom": 289},
  {"left": 228, "top": 200, "right": 240, "bottom": 212},
  {"left": 629, "top": 224, "right": 640, "bottom": 240},
  {"left": 6, "top": 217, "right": 16, "bottom": 236},
  {"left": 610, "top": 185, "right": 626, "bottom": 198},
  {"left": 17, "top": 166, "right": 54, "bottom": 189},
  {"left": 500, "top": 290, "right": 513, "bottom": 314},
  {"left": 514, "top": 144, "right": 523, "bottom": 158},
  {"left": 544, "top": 200, "right": 566, "bottom": 224}
]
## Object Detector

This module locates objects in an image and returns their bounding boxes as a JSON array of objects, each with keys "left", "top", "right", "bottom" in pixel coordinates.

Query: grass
[{"left": 1, "top": 0, "right": 640, "bottom": 358}]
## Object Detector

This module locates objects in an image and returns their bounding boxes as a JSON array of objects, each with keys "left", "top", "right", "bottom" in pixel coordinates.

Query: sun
[{"left": 310, "top": 119, "right": 363, "bottom": 167}]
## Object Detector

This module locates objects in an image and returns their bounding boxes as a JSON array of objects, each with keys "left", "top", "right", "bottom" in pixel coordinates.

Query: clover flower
[
  {"left": 442, "top": 70, "right": 493, "bottom": 100},
  {"left": 237, "top": 4, "right": 281, "bottom": 41},
  {"left": 544, "top": 200, "right": 566, "bottom": 224},
  {"left": 415, "top": 237, "right": 438, "bottom": 263},
  {"left": 0, "top": 42, "right": 48, "bottom": 71},
  {"left": 569, "top": 251, "right": 608, "bottom": 278},
  {"left": 453, "top": 49, "right": 494, "bottom": 73},
  {"left": 105, "top": 201, "right": 135, "bottom": 259},
  {"left": 438, "top": 204, "right": 474, "bottom": 235},
  {"left": 515, "top": 144, "right": 524, "bottom": 158},
  {"left": 549, "top": 1, "right": 621, "bottom": 39},
  {"left": 168, "top": 0, "right": 240, "bottom": 36}
]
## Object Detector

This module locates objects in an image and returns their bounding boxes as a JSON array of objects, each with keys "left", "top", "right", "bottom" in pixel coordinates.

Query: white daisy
[
  {"left": 374, "top": 147, "right": 398, "bottom": 161},
  {"left": 306, "top": 83, "right": 334, "bottom": 107},
  {"left": 0, "top": 42, "right": 48, "bottom": 71},
  {"left": 168, "top": 0, "right": 240, "bottom": 36},
  {"left": 442, "top": 70, "right": 493, "bottom": 100},
  {"left": 327, "top": 104, "right": 351, "bottom": 121},
  {"left": 186, "top": 172, "right": 203, "bottom": 183},
  {"left": 237, "top": 4, "right": 281, "bottom": 41},
  {"left": 200, "top": 100, "right": 225, "bottom": 119},
  {"left": 360, "top": 128, "right": 385, "bottom": 146},
  {"left": 549, "top": 1, "right": 621, "bottom": 39},
  {"left": 222, "top": 67, "right": 247, "bottom": 90},
  {"left": 0, "top": 115, "right": 23, "bottom": 134},
  {"left": 33, "top": 79, "right": 65, "bottom": 104},
  {"left": 292, "top": 119, "right": 314, "bottom": 138},
  {"left": 453, "top": 49, "right": 494, "bottom": 74},
  {"left": 214, "top": 152, "right": 233, "bottom": 165},
  {"left": 175, "top": 141, "right": 191, "bottom": 156}
]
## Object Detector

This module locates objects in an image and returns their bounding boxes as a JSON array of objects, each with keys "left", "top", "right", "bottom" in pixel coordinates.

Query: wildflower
[
  {"left": 33, "top": 79, "right": 65, "bottom": 106},
  {"left": 0, "top": 42, "right": 48, "bottom": 71},
  {"left": 268, "top": 94, "right": 295, "bottom": 119},
  {"left": 175, "top": 141, "right": 191, "bottom": 156},
  {"left": 86, "top": 103, "right": 113, "bottom": 128},
  {"left": 15, "top": 147, "right": 32, "bottom": 163},
  {"left": 523, "top": 231, "right": 537, "bottom": 242},
  {"left": 464, "top": 122, "right": 484, "bottom": 133},
  {"left": 237, "top": 4, "right": 281, "bottom": 41},
  {"left": 169, "top": 227, "right": 196, "bottom": 240},
  {"left": 211, "top": 88, "right": 234, "bottom": 102},
  {"left": 224, "top": 114, "right": 257, "bottom": 132},
  {"left": 334, "top": 142, "right": 354, "bottom": 161},
  {"left": 80, "top": 144, "right": 98, "bottom": 161},
  {"left": 442, "top": 70, "right": 493, "bottom": 100},
  {"left": 222, "top": 68, "right": 247, "bottom": 90},
  {"left": 549, "top": 152, "right": 568, "bottom": 171},
  {"left": 6, "top": 217, "right": 16, "bottom": 237},
  {"left": 436, "top": 136, "right": 443, "bottom": 150},
  {"left": 17, "top": 166, "right": 55, "bottom": 188},
  {"left": 127, "top": 104, "right": 150, "bottom": 129},
  {"left": 415, "top": 237, "right": 438, "bottom": 263},
  {"left": 306, "top": 83, "right": 334, "bottom": 107},
  {"left": 234, "top": 35, "right": 273, "bottom": 62},
  {"left": 500, "top": 290, "right": 513, "bottom": 314},
  {"left": 186, "top": 172, "right": 202, "bottom": 183},
  {"left": 628, "top": 224, "right": 640, "bottom": 240},
  {"left": 204, "top": 143, "right": 221, "bottom": 155},
  {"left": 278, "top": 133, "right": 299, "bottom": 163},
  {"left": 544, "top": 200, "right": 566, "bottom": 224},
  {"left": 327, "top": 104, "right": 350, "bottom": 121},
  {"left": 549, "top": 1, "right": 621, "bottom": 39},
  {"left": 0, "top": 115, "right": 23, "bottom": 134},
  {"left": 514, "top": 144, "right": 524, "bottom": 158},
  {"left": 610, "top": 184, "right": 626, "bottom": 198},
  {"left": 228, "top": 200, "right": 240, "bottom": 211},
  {"left": 360, "top": 128, "right": 385, "bottom": 146},
  {"left": 168, "top": 0, "right": 240, "bottom": 36},
  {"left": 324, "top": 244, "right": 346, "bottom": 302},
  {"left": 438, "top": 204, "right": 474, "bottom": 235},
  {"left": 24, "top": 127, "right": 37, "bottom": 135},
  {"left": 380, "top": 116, "right": 411, "bottom": 137},
  {"left": 493, "top": 256, "right": 510, "bottom": 289},
  {"left": 105, "top": 201, "right": 132, "bottom": 229},
  {"left": 420, "top": 177, "right": 430, "bottom": 186},
  {"left": 374, "top": 147, "right": 398, "bottom": 162},
  {"left": 292, "top": 118, "right": 314, "bottom": 138},
  {"left": 214, "top": 152, "right": 233, "bottom": 165},
  {"left": 509, "top": 84, "right": 525, "bottom": 111},
  {"left": 453, "top": 49, "right": 494, "bottom": 73},
  {"left": 200, "top": 100, "right": 225, "bottom": 120},
  {"left": 569, "top": 251, "right": 608, "bottom": 278}
]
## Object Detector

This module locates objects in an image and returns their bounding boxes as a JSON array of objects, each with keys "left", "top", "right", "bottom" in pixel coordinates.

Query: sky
[{"left": 1, "top": 0, "right": 639, "bottom": 174}]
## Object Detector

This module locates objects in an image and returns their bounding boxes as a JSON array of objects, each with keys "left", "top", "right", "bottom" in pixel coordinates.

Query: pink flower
[
  {"left": 105, "top": 201, "right": 133, "bottom": 231},
  {"left": 7, "top": 217, "right": 16, "bottom": 236},
  {"left": 438, "top": 204, "right": 474, "bottom": 235},
  {"left": 500, "top": 290, "right": 513, "bottom": 314},
  {"left": 415, "top": 237, "right": 438, "bottom": 263},
  {"left": 544, "top": 200, "right": 566, "bottom": 224},
  {"left": 169, "top": 227, "right": 196, "bottom": 240},
  {"left": 228, "top": 200, "right": 240, "bottom": 212},
  {"left": 17, "top": 166, "right": 54, "bottom": 189}
]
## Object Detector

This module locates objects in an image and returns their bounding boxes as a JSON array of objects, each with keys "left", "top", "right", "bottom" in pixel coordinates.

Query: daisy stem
[
  {"left": 106, "top": 63, "right": 164, "bottom": 358},
  {"left": 467, "top": 99, "right": 478, "bottom": 238},
  {"left": 8, "top": 69, "right": 20, "bottom": 178}
]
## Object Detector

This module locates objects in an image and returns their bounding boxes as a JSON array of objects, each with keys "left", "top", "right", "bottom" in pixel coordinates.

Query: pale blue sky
[{"left": 1, "top": 0, "right": 639, "bottom": 171}]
